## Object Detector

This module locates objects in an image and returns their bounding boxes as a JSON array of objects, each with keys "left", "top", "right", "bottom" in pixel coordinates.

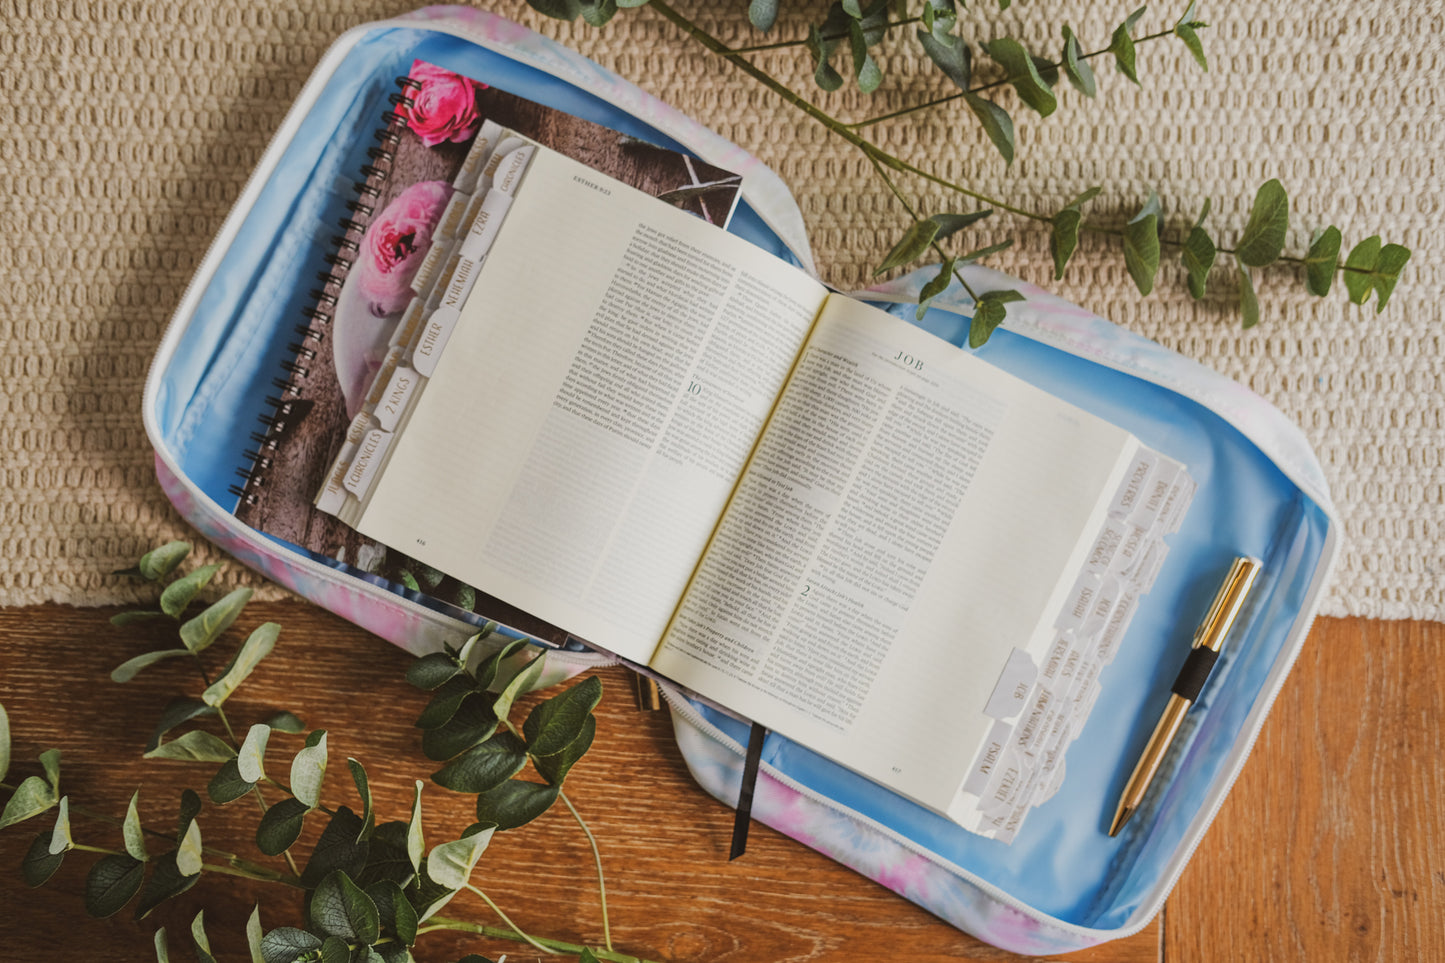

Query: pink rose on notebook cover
[
  {"left": 400, "top": 61, "right": 487, "bottom": 147},
  {"left": 334, "top": 179, "right": 453, "bottom": 415}
]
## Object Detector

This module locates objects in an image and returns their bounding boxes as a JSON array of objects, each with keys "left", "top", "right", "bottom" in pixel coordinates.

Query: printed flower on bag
[
  {"left": 355, "top": 179, "right": 453, "bottom": 317},
  {"left": 332, "top": 179, "right": 453, "bottom": 416},
  {"left": 401, "top": 60, "right": 487, "bottom": 148}
]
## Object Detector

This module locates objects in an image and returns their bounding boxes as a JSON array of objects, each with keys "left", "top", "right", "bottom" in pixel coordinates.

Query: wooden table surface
[{"left": 0, "top": 604, "right": 1439, "bottom": 962}]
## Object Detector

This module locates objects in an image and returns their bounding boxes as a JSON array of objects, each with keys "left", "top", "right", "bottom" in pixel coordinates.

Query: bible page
[
  {"left": 650, "top": 295, "right": 1140, "bottom": 812},
  {"left": 348, "top": 147, "right": 827, "bottom": 662}
]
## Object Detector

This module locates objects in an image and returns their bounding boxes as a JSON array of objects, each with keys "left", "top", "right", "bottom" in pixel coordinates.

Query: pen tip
[{"left": 1109, "top": 806, "right": 1134, "bottom": 837}]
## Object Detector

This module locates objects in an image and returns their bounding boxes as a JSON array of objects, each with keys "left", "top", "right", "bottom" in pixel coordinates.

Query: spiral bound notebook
[{"left": 230, "top": 59, "right": 743, "bottom": 634}]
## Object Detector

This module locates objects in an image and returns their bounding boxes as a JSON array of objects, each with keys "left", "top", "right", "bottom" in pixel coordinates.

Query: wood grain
[
  {"left": 1165, "top": 617, "right": 1444, "bottom": 961},
  {"left": 0, "top": 602, "right": 1152, "bottom": 962},
  {"left": 3, "top": 605, "right": 1440, "bottom": 962}
]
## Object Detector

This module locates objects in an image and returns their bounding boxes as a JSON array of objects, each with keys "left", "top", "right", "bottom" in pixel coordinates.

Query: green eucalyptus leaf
[
  {"left": 968, "top": 290, "right": 1024, "bottom": 348},
  {"left": 301, "top": 807, "right": 370, "bottom": 889},
  {"left": 472, "top": 637, "right": 530, "bottom": 692},
  {"left": 109, "top": 610, "right": 166, "bottom": 626},
  {"left": 407, "top": 782, "right": 425, "bottom": 877},
  {"left": 123, "top": 791, "right": 148, "bottom": 861},
  {"left": 1236, "top": 179, "right": 1290, "bottom": 267},
  {"left": 578, "top": 0, "right": 618, "bottom": 29},
  {"left": 134, "top": 850, "right": 201, "bottom": 919},
  {"left": 929, "top": 210, "right": 992, "bottom": 240},
  {"left": 1343, "top": 235, "right": 1382, "bottom": 304},
  {"left": 1061, "top": 25, "right": 1096, "bottom": 97},
  {"left": 425, "top": 825, "right": 497, "bottom": 891},
  {"left": 532, "top": 711, "right": 598, "bottom": 787},
  {"left": 1110, "top": 7, "right": 1147, "bottom": 85},
  {"left": 246, "top": 905, "right": 266, "bottom": 963},
  {"left": 311, "top": 869, "right": 381, "bottom": 944},
  {"left": 48, "top": 795, "right": 72, "bottom": 854},
  {"left": 522, "top": 675, "right": 603, "bottom": 759},
  {"left": 366, "top": 879, "right": 420, "bottom": 946},
  {"left": 922, "top": 0, "right": 957, "bottom": 38},
  {"left": 474, "top": 779, "right": 562, "bottom": 830},
  {"left": 962, "top": 92, "right": 1015, "bottom": 165},
  {"left": 179, "top": 587, "right": 253, "bottom": 654},
  {"left": 1182, "top": 226, "right": 1217, "bottom": 299},
  {"left": 1050, "top": 208, "right": 1082, "bottom": 281},
  {"left": 525, "top": 0, "right": 583, "bottom": 21},
  {"left": 208, "top": 758, "right": 255, "bottom": 804},
  {"left": 1066, "top": 186, "right": 1104, "bottom": 210},
  {"left": 1304, "top": 226, "right": 1342, "bottom": 297},
  {"left": 917, "top": 30, "right": 971, "bottom": 90},
  {"left": 958, "top": 238, "right": 1014, "bottom": 264},
  {"left": 263, "top": 710, "right": 307, "bottom": 734},
  {"left": 144, "top": 730, "right": 236, "bottom": 764},
  {"left": 982, "top": 38, "right": 1056, "bottom": 116},
  {"left": 874, "top": 219, "right": 941, "bottom": 276},
  {"left": 421, "top": 693, "right": 500, "bottom": 762},
  {"left": 138, "top": 541, "right": 192, "bottom": 581},
  {"left": 1, "top": 775, "right": 58, "bottom": 829},
  {"left": 349, "top": 758, "right": 375, "bottom": 841},
  {"left": 176, "top": 818, "right": 203, "bottom": 877},
  {"left": 291, "top": 730, "right": 328, "bottom": 810},
  {"left": 807, "top": 25, "right": 845, "bottom": 92},
  {"left": 259, "top": 928, "right": 323, "bottom": 963},
  {"left": 414, "top": 676, "right": 477, "bottom": 731},
  {"left": 849, "top": 24, "right": 883, "bottom": 94},
  {"left": 255, "top": 797, "right": 310, "bottom": 855},
  {"left": 841, "top": 0, "right": 863, "bottom": 16},
  {"left": 83, "top": 853, "right": 146, "bottom": 917},
  {"left": 175, "top": 789, "right": 202, "bottom": 842},
  {"left": 431, "top": 731, "right": 528, "bottom": 793},
  {"left": 154, "top": 928, "right": 170, "bottom": 963},
  {"left": 355, "top": 822, "right": 416, "bottom": 890},
  {"left": 159, "top": 563, "right": 222, "bottom": 618},
  {"left": 191, "top": 910, "right": 218, "bottom": 963},
  {"left": 148, "top": 698, "right": 216, "bottom": 752},
  {"left": 319, "top": 936, "right": 350, "bottom": 963},
  {"left": 111, "top": 648, "right": 192, "bottom": 684},
  {"left": 916, "top": 258, "right": 958, "bottom": 320},
  {"left": 1175, "top": 21, "right": 1207, "bottom": 70},
  {"left": 202, "top": 622, "right": 279, "bottom": 707},
  {"left": 1372, "top": 243, "right": 1411, "bottom": 311},
  {"left": 491, "top": 652, "right": 548, "bottom": 724},
  {"left": 748, "top": 0, "right": 778, "bottom": 32},
  {"left": 1238, "top": 261, "right": 1260, "bottom": 328},
  {"left": 237, "top": 724, "right": 271, "bottom": 784},
  {"left": 1123, "top": 208, "right": 1161, "bottom": 295},
  {"left": 407, "top": 651, "right": 461, "bottom": 691},
  {"left": 22, "top": 832, "right": 65, "bottom": 886}
]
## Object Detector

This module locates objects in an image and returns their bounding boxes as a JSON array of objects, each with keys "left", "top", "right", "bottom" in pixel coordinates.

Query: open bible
[{"left": 319, "top": 144, "right": 1192, "bottom": 841}]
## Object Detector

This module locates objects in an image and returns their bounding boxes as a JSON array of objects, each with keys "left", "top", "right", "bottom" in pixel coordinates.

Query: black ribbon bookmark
[{"left": 729, "top": 722, "right": 768, "bottom": 860}]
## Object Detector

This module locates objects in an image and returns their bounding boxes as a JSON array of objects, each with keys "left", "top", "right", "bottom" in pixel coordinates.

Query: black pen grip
[{"left": 1171, "top": 645, "right": 1221, "bottom": 702}]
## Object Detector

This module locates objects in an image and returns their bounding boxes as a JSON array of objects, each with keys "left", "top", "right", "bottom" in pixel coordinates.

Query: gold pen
[{"left": 1108, "top": 555, "right": 1262, "bottom": 837}]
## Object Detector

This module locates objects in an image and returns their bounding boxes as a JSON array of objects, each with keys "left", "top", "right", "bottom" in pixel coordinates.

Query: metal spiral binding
[{"left": 232, "top": 73, "right": 417, "bottom": 506}]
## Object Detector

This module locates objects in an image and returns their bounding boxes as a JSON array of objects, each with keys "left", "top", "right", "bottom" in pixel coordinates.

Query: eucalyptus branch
[
  {"left": 729, "top": 14, "right": 922, "bottom": 55},
  {"left": 423, "top": 916, "right": 653, "bottom": 963},
  {"left": 560, "top": 789, "right": 613, "bottom": 952},
  {"left": 849, "top": 28, "right": 1179, "bottom": 129}
]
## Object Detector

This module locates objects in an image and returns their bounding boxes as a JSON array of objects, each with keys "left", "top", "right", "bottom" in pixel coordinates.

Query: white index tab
[
  {"left": 982, "top": 647, "right": 1039, "bottom": 721},
  {"left": 374, "top": 365, "right": 420, "bottom": 432},
  {"left": 342, "top": 428, "right": 393, "bottom": 499},
  {"left": 411, "top": 305, "right": 459, "bottom": 378}
]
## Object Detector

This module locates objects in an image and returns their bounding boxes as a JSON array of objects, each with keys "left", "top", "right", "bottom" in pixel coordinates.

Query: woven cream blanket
[{"left": 2, "top": 0, "right": 1439, "bottom": 619}]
